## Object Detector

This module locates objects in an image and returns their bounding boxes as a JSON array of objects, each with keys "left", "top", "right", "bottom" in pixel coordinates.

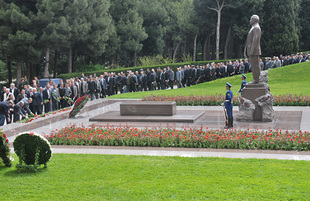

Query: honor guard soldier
[
  {"left": 224, "top": 82, "right": 233, "bottom": 129},
  {"left": 239, "top": 74, "right": 247, "bottom": 95}
]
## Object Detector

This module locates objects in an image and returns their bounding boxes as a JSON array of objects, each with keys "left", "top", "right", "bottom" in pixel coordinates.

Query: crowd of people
[{"left": 0, "top": 52, "right": 308, "bottom": 126}]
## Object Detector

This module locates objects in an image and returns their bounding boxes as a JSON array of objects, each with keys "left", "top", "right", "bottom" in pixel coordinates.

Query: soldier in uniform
[
  {"left": 238, "top": 74, "right": 247, "bottom": 95},
  {"left": 223, "top": 82, "right": 233, "bottom": 129}
]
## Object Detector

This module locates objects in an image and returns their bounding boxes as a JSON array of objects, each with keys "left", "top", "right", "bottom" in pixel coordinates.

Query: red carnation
[
  {"left": 3, "top": 134, "right": 6, "bottom": 138},
  {"left": 6, "top": 139, "right": 9, "bottom": 143}
]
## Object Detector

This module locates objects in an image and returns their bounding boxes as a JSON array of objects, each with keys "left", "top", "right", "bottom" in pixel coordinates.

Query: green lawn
[
  {"left": 109, "top": 62, "right": 310, "bottom": 99},
  {"left": 1, "top": 154, "right": 310, "bottom": 200}
]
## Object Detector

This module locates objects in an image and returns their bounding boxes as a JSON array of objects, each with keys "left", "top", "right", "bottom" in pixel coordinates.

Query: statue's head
[{"left": 250, "top": 15, "right": 259, "bottom": 25}]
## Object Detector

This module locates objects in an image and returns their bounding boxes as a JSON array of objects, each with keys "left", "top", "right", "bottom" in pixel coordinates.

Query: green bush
[
  {"left": 13, "top": 132, "right": 52, "bottom": 171},
  {"left": 59, "top": 59, "right": 235, "bottom": 80},
  {"left": 0, "top": 131, "right": 11, "bottom": 167}
]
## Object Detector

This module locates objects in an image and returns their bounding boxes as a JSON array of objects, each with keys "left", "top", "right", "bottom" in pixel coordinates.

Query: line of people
[{"left": 0, "top": 52, "right": 308, "bottom": 126}]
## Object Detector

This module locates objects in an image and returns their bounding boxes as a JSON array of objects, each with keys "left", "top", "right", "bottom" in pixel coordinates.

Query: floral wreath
[{"left": 69, "top": 95, "right": 89, "bottom": 118}]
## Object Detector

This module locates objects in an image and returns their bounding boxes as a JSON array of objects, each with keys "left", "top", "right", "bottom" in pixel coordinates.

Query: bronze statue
[{"left": 245, "top": 15, "right": 261, "bottom": 83}]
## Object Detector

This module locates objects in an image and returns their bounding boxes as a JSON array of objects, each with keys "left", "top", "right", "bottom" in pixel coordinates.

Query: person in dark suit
[
  {"left": 21, "top": 97, "right": 33, "bottom": 115},
  {"left": 227, "top": 62, "right": 234, "bottom": 77},
  {"left": 88, "top": 78, "right": 96, "bottom": 100},
  {"left": 204, "top": 65, "right": 211, "bottom": 82},
  {"left": 156, "top": 68, "right": 161, "bottom": 90},
  {"left": 42, "top": 84, "right": 51, "bottom": 113},
  {"left": 141, "top": 71, "right": 147, "bottom": 91},
  {"left": 161, "top": 69, "right": 166, "bottom": 89},
  {"left": 116, "top": 73, "right": 123, "bottom": 93},
  {"left": 15, "top": 89, "right": 27, "bottom": 103},
  {"left": 169, "top": 69, "right": 174, "bottom": 89},
  {"left": 129, "top": 73, "right": 136, "bottom": 92},
  {"left": 30, "top": 88, "right": 39, "bottom": 114},
  {"left": 0, "top": 100, "right": 13, "bottom": 126},
  {"left": 145, "top": 69, "right": 151, "bottom": 91},
  {"left": 100, "top": 75, "right": 107, "bottom": 97},
  {"left": 13, "top": 101, "right": 26, "bottom": 122},
  {"left": 59, "top": 83, "right": 65, "bottom": 108}
]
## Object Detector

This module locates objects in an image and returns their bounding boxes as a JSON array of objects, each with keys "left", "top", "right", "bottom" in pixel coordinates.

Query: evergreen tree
[
  {"left": 262, "top": 0, "right": 299, "bottom": 56},
  {"left": 299, "top": 0, "right": 310, "bottom": 51}
]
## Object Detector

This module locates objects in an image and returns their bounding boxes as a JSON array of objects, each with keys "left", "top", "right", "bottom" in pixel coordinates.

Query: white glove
[{"left": 221, "top": 102, "right": 224, "bottom": 106}]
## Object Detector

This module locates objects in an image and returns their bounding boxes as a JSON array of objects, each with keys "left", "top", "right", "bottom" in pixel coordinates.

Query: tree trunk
[
  {"left": 193, "top": 34, "right": 198, "bottom": 62},
  {"left": 215, "top": 9, "right": 221, "bottom": 60},
  {"left": 133, "top": 51, "right": 137, "bottom": 67},
  {"left": 68, "top": 47, "right": 72, "bottom": 73},
  {"left": 173, "top": 41, "right": 182, "bottom": 63},
  {"left": 7, "top": 59, "right": 12, "bottom": 85},
  {"left": 111, "top": 54, "right": 116, "bottom": 69},
  {"left": 224, "top": 26, "right": 232, "bottom": 59},
  {"left": 27, "top": 62, "right": 31, "bottom": 81},
  {"left": 208, "top": 0, "right": 225, "bottom": 60},
  {"left": 44, "top": 47, "right": 50, "bottom": 78},
  {"left": 53, "top": 50, "right": 58, "bottom": 78},
  {"left": 203, "top": 35, "right": 211, "bottom": 61},
  {"left": 17, "top": 61, "right": 22, "bottom": 86}
]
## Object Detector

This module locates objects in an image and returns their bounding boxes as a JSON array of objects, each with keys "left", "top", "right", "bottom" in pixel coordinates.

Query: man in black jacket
[
  {"left": 42, "top": 84, "right": 51, "bottom": 113},
  {"left": 59, "top": 83, "right": 66, "bottom": 108},
  {"left": 0, "top": 100, "right": 13, "bottom": 126},
  {"left": 33, "top": 88, "right": 43, "bottom": 115},
  {"left": 88, "top": 78, "right": 96, "bottom": 100}
]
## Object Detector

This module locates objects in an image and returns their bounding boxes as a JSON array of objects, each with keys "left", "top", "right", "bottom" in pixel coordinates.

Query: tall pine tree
[{"left": 262, "top": 0, "right": 299, "bottom": 56}]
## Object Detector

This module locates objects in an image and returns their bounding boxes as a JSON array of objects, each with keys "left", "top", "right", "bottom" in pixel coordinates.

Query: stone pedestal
[
  {"left": 242, "top": 84, "right": 268, "bottom": 121},
  {"left": 120, "top": 101, "right": 177, "bottom": 116}
]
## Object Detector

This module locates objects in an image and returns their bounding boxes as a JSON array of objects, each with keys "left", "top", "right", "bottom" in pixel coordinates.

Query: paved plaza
[{"left": 3, "top": 98, "right": 310, "bottom": 160}]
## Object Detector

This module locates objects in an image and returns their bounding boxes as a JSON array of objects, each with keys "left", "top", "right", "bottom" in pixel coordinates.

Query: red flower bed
[
  {"left": 47, "top": 125, "right": 310, "bottom": 151},
  {"left": 142, "top": 94, "right": 310, "bottom": 106}
]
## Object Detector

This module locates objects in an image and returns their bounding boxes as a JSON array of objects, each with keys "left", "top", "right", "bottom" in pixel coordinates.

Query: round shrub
[
  {"left": 13, "top": 132, "right": 52, "bottom": 166},
  {"left": 0, "top": 132, "right": 11, "bottom": 167}
]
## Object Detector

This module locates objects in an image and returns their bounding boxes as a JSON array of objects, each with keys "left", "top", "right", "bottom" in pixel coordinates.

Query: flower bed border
[
  {"left": 142, "top": 94, "right": 310, "bottom": 107},
  {"left": 47, "top": 125, "right": 310, "bottom": 151}
]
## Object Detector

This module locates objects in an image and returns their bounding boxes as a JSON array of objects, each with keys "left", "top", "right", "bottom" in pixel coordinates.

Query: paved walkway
[
  {"left": 3, "top": 98, "right": 310, "bottom": 161},
  {"left": 51, "top": 146, "right": 310, "bottom": 161}
]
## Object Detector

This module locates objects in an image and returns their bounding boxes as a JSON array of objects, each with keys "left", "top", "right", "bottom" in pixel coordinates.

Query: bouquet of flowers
[
  {"left": 69, "top": 95, "right": 89, "bottom": 118},
  {"left": 44, "top": 99, "right": 50, "bottom": 104},
  {"left": 64, "top": 97, "right": 74, "bottom": 104}
]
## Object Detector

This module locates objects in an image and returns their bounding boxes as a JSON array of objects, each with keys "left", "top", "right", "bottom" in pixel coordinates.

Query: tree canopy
[{"left": 0, "top": 0, "right": 307, "bottom": 84}]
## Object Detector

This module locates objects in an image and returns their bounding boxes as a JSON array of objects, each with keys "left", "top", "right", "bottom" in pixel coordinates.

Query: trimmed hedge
[
  {"left": 13, "top": 132, "right": 52, "bottom": 172},
  {"left": 58, "top": 59, "right": 236, "bottom": 80}
]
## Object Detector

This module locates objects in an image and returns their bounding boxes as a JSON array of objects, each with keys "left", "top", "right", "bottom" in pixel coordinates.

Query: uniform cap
[
  {"left": 242, "top": 74, "right": 247, "bottom": 78},
  {"left": 226, "top": 82, "right": 232, "bottom": 87}
]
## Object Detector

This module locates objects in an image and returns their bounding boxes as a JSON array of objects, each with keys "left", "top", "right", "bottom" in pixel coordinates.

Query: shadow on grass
[
  {"left": 0, "top": 165, "right": 11, "bottom": 171},
  {"left": 3, "top": 166, "right": 48, "bottom": 177}
]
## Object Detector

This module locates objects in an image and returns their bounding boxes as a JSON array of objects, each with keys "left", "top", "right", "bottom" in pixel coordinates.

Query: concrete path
[{"left": 51, "top": 146, "right": 310, "bottom": 161}]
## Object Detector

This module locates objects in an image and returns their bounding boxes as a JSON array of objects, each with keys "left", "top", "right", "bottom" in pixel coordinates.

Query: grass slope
[
  {"left": 109, "top": 62, "right": 310, "bottom": 99},
  {"left": 1, "top": 154, "right": 310, "bottom": 200}
]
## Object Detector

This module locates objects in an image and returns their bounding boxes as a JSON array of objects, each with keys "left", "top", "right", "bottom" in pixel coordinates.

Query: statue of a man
[{"left": 245, "top": 15, "right": 261, "bottom": 84}]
